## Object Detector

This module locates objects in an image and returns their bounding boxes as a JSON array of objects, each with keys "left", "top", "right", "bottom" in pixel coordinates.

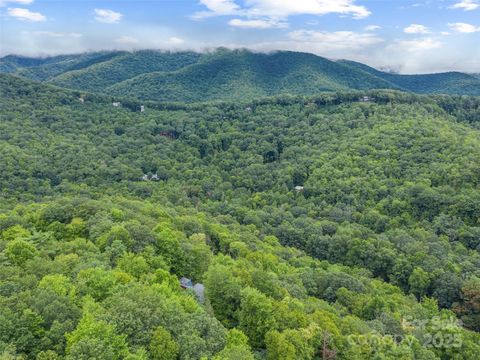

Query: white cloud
[
  {"left": 448, "top": 22, "right": 480, "bottom": 33},
  {"left": 228, "top": 18, "right": 287, "bottom": 29},
  {"left": 396, "top": 37, "right": 443, "bottom": 51},
  {"left": 404, "top": 24, "right": 429, "bottom": 34},
  {"left": 115, "top": 36, "right": 139, "bottom": 44},
  {"left": 2, "top": 25, "right": 185, "bottom": 57},
  {"left": 450, "top": 0, "right": 479, "bottom": 11},
  {"left": 199, "top": 0, "right": 239, "bottom": 14},
  {"left": 0, "top": 0, "right": 33, "bottom": 6},
  {"left": 7, "top": 7, "right": 45, "bottom": 21},
  {"left": 168, "top": 37, "right": 185, "bottom": 45},
  {"left": 6, "top": 30, "right": 88, "bottom": 57},
  {"left": 32, "top": 31, "right": 82, "bottom": 38},
  {"left": 2, "top": 27, "right": 479, "bottom": 74},
  {"left": 241, "top": 0, "right": 370, "bottom": 19},
  {"left": 288, "top": 30, "right": 383, "bottom": 51},
  {"left": 114, "top": 35, "right": 185, "bottom": 48},
  {"left": 365, "top": 25, "right": 381, "bottom": 31},
  {"left": 378, "top": 38, "right": 463, "bottom": 73},
  {"left": 94, "top": 8, "right": 123, "bottom": 24},
  {"left": 194, "top": 0, "right": 371, "bottom": 27}
]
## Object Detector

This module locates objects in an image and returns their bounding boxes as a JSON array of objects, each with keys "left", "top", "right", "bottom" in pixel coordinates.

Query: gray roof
[
  {"left": 180, "top": 277, "right": 193, "bottom": 288},
  {"left": 193, "top": 283, "right": 205, "bottom": 303}
]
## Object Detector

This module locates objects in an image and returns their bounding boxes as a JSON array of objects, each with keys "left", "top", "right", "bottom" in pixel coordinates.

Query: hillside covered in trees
[
  {"left": 1, "top": 73, "right": 480, "bottom": 359},
  {"left": 2, "top": 49, "right": 480, "bottom": 102}
]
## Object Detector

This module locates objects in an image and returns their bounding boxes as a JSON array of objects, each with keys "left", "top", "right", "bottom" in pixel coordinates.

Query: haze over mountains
[{"left": 2, "top": 49, "right": 480, "bottom": 102}]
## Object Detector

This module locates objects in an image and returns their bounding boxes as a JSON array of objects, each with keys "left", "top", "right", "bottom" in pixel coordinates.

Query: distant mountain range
[{"left": 2, "top": 49, "right": 480, "bottom": 101}]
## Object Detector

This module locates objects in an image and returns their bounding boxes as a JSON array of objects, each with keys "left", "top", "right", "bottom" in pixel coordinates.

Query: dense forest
[
  {"left": 2, "top": 49, "right": 480, "bottom": 102},
  {"left": 1, "top": 72, "right": 480, "bottom": 359}
]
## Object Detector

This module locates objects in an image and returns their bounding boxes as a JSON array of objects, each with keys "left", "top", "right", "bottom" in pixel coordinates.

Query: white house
[{"left": 359, "top": 96, "right": 373, "bottom": 102}]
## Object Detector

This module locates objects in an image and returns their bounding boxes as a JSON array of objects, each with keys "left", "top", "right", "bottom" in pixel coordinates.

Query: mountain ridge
[{"left": 1, "top": 49, "right": 480, "bottom": 101}]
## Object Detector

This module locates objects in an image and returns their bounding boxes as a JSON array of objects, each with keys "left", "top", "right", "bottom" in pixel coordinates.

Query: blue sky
[{"left": 1, "top": 0, "right": 479, "bottom": 73}]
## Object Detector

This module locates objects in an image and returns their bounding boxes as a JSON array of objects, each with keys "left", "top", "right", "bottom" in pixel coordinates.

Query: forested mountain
[
  {"left": 2, "top": 49, "right": 480, "bottom": 101},
  {"left": 0, "top": 52, "right": 127, "bottom": 80},
  {"left": 104, "top": 50, "right": 400, "bottom": 101},
  {"left": 1, "top": 73, "right": 480, "bottom": 359},
  {"left": 339, "top": 60, "right": 480, "bottom": 96},
  {"left": 42, "top": 51, "right": 202, "bottom": 92}
]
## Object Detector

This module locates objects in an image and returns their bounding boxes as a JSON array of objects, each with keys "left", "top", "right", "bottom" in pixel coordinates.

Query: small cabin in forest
[
  {"left": 140, "top": 105, "right": 145, "bottom": 112},
  {"left": 141, "top": 174, "right": 161, "bottom": 181},
  {"left": 180, "top": 277, "right": 193, "bottom": 288},
  {"left": 359, "top": 96, "right": 373, "bottom": 102},
  {"left": 158, "top": 131, "right": 177, "bottom": 140},
  {"left": 294, "top": 185, "right": 304, "bottom": 192},
  {"left": 180, "top": 277, "right": 205, "bottom": 303},
  {"left": 112, "top": 102, "right": 121, "bottom": 107}
]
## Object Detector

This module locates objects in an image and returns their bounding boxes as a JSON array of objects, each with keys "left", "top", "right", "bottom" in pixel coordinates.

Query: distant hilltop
[{"left": 2, "top": 48, "right": 480, "bottom": 102}]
